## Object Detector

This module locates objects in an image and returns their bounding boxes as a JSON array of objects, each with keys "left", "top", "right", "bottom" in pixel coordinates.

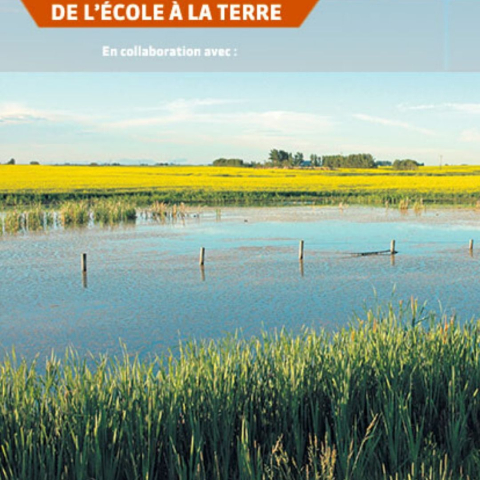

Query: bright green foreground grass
[{"left": 1, "top": 304, "right": 480, "bottom": 479}]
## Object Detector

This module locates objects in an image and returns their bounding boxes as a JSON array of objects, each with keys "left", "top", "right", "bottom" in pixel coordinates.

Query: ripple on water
[{"left": 1, "top": 206, "right": 480, "bottom": 361}]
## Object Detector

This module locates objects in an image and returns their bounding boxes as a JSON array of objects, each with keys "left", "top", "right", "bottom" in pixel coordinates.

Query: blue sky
[{"left": 1, "top": 73, "right": 480, "bottom": 165}]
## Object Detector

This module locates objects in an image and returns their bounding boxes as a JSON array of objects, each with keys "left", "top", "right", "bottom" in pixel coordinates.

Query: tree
[
  {"left": 6, "top": 158, "right": 15, "bottom": 165},
  {"left": 268, "top": 149, "right": 294, "bottom": 167},
  {"left": 322, "top": 153, "right": 376, "bottom": 169},
  {"left": 392, "top": 159, "right": 422, "bottom": 170},
  {"left": 268, "top": 149, "right": 280, "bottom": 164},
  {"left": 30, "top": 161, "right": 40, "bottom": 165},
  {"left": 293, "top": 152, "right": 304, "bottom": 166},
  {"left": 212, "top": 158, "right": 245, "bottom": 167}
]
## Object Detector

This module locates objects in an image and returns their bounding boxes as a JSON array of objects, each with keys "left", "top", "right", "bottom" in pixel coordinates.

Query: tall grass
[
  {"left": 2, "top": 206, "right": 54, "bottom": 234},
  {"left": 1, "top": 304, "right": 480, "bottom": 479},
  {"left": 3, "top": 210, "right": 23, "bottom": 234},
  {"left": 59, "top": 200, "right": 91, "bottom": 226},
  {"left": 2, "top": 190, "right": 480, "bottom": 210},
  {"left": 0, "top": 200, "right": 193, "bottom": 234},
  {"left": 149, "top": 201, "right": 187, "bottom": 223},
  {"left": 93, "top": 199, "right": 137, "bottom": 224}
]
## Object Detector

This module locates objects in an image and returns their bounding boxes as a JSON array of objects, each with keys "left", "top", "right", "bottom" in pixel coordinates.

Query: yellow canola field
[{"left": 1, "top": 165, "right": 480, "bottom": 195}]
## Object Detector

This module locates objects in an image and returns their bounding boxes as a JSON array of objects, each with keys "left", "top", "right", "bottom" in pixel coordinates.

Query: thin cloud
[
  {"left": 460, "top": 129, "right": 480, "bottom": 143},
  {"left": 166, "top": 98, "right": 242, "bottom": 110},
  {"left": 398, "top": 103, "right": 480, "bottom": 114},
  {"left": 131, "top": 98, "right": 244, "bottom": 114},
  {"left": 0, "top": 103, "right": 108, "bottom": 126},
  {"left": 353, "top": 113, "right": 435, "bottom": 136},
  {"left": 0, "top": 100, "right": 333, "bottom": 146},
  {"left": 106, "top": 98, "right": 246, "bottom": 127},
  {"left": 0, "top": 104, "right": 49, "bottom": 124},
  {"left": 0, "top": 114, "right": 47, "bottom": 124},
  {"left": 107, "top": 108, "right": 333, "bottom": 135}
]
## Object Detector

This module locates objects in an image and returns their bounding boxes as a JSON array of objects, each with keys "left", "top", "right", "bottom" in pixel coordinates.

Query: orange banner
[{"left": 19, "top": 0, "right": 320, "bottom": 28}]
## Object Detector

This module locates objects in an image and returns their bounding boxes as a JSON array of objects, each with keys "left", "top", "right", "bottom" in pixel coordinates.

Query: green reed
[
  {"left": 2, "top": 207, "right": 55, "bottom": 234},
  {"left": 59, "top": 200, "right": 91, "bottom": 226},
  {"left": 24, "top": 205, "right": 48, "bottom": 231},
  {"left": 3, "top": 210, "right": 23, "bottom": 233},
  {"left": 149, "top": 201, "right": 187, "bottom": 222},
  {"left": 93, "top": 199, "right": 137, "bottom": 224},
  {"left": 1, "top": 304, "right": 480, "bottom": 479},
  {"left": 3, "top": 190, "right": 480, "bottom": 209},
  {"left": 1, "top": 199, "right": 194, "bottom": 234}
]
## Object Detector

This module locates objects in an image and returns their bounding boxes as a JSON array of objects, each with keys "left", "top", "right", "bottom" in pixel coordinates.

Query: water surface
[{"left": 1, "top": 206, "right": 480, "bottom": 361}]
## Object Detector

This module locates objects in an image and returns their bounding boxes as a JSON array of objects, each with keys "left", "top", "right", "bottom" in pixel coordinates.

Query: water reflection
[{"left": 299, "top": 260, "right": 304, "bottom": 278}]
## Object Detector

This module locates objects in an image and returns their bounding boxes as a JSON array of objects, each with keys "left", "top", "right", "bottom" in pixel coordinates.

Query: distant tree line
[
  {"left": 322, "top": 153, "right": 376, "bottom": 169},
  {"left": 3, "top": 158, "right": 41, "bottom": 165},
  {"left": 267, "top": 150, "right": 306, "bottom": 167},
  {"left": 266, "top": 150, "right": 378, "bottom": 169},
  {"left": 211, "top": 151, "right": 424, "bottom": 169}
]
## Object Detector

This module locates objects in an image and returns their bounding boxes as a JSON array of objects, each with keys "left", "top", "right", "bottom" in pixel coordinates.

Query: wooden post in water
[
  {"left": 299, "top": 240, "right": 304, "bottom": 261},
  {"left": 390, "top": 240, "right": 396, "bottom": 255},
  {"left": 199, "top": 247, "right": 205, "bottom": 266},
  {"left": 469, "top": 239, "right": 474, "bottom": 252},
  {"left": 81, "top": 253, "right": 87, "bottom": 273}
]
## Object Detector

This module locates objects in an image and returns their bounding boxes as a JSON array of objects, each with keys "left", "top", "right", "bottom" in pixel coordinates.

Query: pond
[{"left": 1, "top": 206, "right": 480, "bottom": 361}]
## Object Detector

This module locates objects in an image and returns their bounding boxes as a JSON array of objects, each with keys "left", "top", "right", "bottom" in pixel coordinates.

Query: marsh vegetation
[
  {"left": 1, "top": 305, "right": 479, "bottom": 479},
  {"left": 1, "top": 199, "right": 189, "bottom": 234}
]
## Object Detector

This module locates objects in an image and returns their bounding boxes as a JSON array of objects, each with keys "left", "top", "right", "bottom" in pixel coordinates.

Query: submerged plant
[
  {"left": 399, "top": 198, "right": 410, "bottom": 212},
  {"left": 24, "top": 205, "right": 45, "bottom": 231},
  {"left": 59, "top": 200, "right": 90, "bottom": 226},
  {"left": 149, "top": 201, "right": 188, "bottom": 223},
  {"left": 3, "top": 210, "right": 22, "bottom": 234},
  {"left": 92, "top": 199, "right": 137, "bottom": 224},
  {"left": 413, "top": 198, "right": 425, "bottom": 215}
]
